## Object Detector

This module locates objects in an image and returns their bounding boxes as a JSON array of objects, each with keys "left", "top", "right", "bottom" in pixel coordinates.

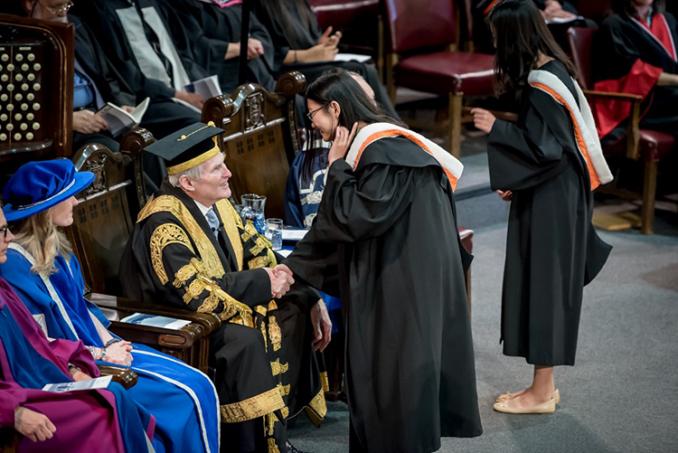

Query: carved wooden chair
[
  {"left": 67, "top": 136, "right": 220, "bottom": 373},
  {"left": 202, "top": 71, "right": 306, "bottom": 218}
]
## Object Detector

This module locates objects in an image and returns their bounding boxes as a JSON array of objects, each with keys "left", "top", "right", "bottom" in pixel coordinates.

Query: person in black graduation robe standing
[
  {"left": 282, "top": 69, "right": 482, "bottom": 453},
  {"left": 471, "top": 0, "right": 613, "bottom": 414}
]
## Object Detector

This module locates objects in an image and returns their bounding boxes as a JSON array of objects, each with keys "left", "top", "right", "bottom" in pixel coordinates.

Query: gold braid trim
[
  {"left": 304, "top": 389, "right": 328, "bottom": 427},
  {"left": 248, "top": 255, "right": 272, "bottom": 270},
  {"left": 270, "top": 359, "right": 289, "bottom": 376},
  {"left": 215, "top": 199, "right": 244, "bottom": 271},
  {"left": 138, "top": 195, "right": 226, "bottom": 280},
  {"left": 241, "top": 221, "right": 258, "bottom": 243},
  {"left": 267, "top": 438, "right": 281, "bottom": 453},
  {"left": 172, "top": 258, "right": 202, "bottom": 287},
  {"left": 149, "top": 224, "right": 194, "bottom": 285},
  {"left": 220, "top": 387, "right": 285, "bottom": 424},
  {"left": 268, "top": 315, "right": 282, "bottom": 352},
  {"left": 250, "top": 236, "right": 270, "bottom": 257},
  {"left": 276, "top": 383, "right": 291, "bottom": 397},
  {"left": 320, "top": 371, "right": 330, "bottom": 393}
]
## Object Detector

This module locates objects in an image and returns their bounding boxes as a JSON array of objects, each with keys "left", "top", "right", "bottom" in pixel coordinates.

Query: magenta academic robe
[{"left": 0, "top": 278, "right": 154, "bottom": 452}]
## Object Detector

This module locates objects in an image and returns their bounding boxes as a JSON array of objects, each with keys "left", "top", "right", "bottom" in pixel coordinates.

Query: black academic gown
[
  {"left": 158, "top": 0, "right": 276, "bottom": 92},
  {"left": 70, "top": 13, "right": 199, "bottom": 140},
  {"left": 487, "top": 60, "right": 612, "bottom": 367},
  {"left": 75, "top": 0, "right": 211, "bottom": 102},
  {"left": 285, "top": 135, "right": 482, "bottom": 453},
  {"left": 594, "top": 12, "right": 678, "bottom": 134},
  {"left": 120, "top": 182, "right": 325, "bottom": 452},
  {"left": 251, "top": 0, "right": 399, "bottom": 119}
]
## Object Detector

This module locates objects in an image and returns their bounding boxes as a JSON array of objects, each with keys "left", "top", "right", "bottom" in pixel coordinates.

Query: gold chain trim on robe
[
  {"left": 149, "top": 224, "right": 194, "bottom": 285},
  {"left": 138, "top": 195, "right": 226, "bottom": 280},
  {"left": 220, "top": 387, "right": 286, "bottom": 424}
]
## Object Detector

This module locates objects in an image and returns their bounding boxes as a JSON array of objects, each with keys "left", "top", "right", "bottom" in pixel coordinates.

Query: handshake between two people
[
  {"left": 265, "top": 263, "right": 295, "bottom": 299},
  {"left": 263, "top": 263, "right": 333, "bottom": 352}
]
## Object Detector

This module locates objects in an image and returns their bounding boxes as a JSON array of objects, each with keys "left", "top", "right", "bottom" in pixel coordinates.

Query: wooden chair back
[{"left": 202, "top": 71, "right": 306, "bottom": 218}]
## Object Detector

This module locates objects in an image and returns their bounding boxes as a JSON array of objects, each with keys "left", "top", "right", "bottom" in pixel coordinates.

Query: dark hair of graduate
[
  {"left": 305, "top": 68, "right": 402, "bottom": 131},
  {"left": 488, "top": 0, "right": 577, "bottom": 96},
  {"left": 611, "top": 0, "right": 664, "bottom": 15}
]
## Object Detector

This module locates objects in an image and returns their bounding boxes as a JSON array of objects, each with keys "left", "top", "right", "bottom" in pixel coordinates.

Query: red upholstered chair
[
  {"left": 567, "top": 27, "right": 675, "bottom": 234},
  {"left": 383, "top": 0, "right": 496, "bottom": 156}
]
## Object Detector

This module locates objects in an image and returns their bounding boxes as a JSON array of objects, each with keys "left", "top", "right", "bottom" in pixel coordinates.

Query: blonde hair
[{"left": 12, "top": 208, "right": 72, "bottom": 275}]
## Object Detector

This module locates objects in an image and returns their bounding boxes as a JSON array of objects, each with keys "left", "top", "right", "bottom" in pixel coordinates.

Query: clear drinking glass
[
  {"left": 265, "top": 218, "right": 284, "bottom": 250},
  {"left": 240, "top": 194, "right": 267, "bottom": 234}
]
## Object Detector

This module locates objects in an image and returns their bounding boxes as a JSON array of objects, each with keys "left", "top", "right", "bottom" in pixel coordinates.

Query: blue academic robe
[{"left": 0, "top": 249, "right": 220, "bottom": 453}]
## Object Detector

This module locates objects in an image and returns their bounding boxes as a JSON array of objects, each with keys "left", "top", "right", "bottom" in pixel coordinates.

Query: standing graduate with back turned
[{"left": 471, "top": 0, "right": 613, "bottom": 414}]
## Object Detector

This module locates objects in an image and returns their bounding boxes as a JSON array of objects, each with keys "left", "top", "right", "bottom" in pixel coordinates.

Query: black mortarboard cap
[{"left": 144, "top": 122, "right": 224, "bottom": 175}]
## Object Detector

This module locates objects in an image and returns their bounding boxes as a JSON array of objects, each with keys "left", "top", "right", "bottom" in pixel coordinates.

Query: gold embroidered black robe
[{"left": 120, "top": 181, "right": 326, "bottom": 452}]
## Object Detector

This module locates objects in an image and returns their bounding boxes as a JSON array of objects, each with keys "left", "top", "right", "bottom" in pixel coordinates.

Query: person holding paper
[
  {"left": 0, "top": 160, "right": 220, "bottom": 453},
  {"left": 0, "top": 203, "right": 156, "bottom": 453},
  {"left": 283, "top": 69, "right": 482, "bottom": 452},
  {"left": 119, "top": 122, "right": 331, "bottom": 453}
]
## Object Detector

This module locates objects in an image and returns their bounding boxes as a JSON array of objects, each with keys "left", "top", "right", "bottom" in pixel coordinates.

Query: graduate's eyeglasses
[
  {"left": 0, "top": 225, "right": 10, "bottom": 240},
  {"left": 39, "top": 0, "right": 73, "bottom": 16},
  {"left": 306, "top": 104, "right": 328, "bottom": 122}
]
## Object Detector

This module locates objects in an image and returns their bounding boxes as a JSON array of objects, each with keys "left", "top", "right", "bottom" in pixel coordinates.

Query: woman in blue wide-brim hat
[{"left": 1, "top": 159, "right": 220, "bottom": 453}]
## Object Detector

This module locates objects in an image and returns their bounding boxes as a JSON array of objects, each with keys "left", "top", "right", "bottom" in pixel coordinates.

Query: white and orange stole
[
  {"left": 528, "top": 70, "right": 614, "bottom": 190},
  {"left": 344, "top": 123, "right": 464, "bottom": 191}
]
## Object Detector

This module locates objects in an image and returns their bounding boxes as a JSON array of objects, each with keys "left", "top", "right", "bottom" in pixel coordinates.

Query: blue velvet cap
[{"left": 2, "top": 159, "right": 95, "bottom": 222}]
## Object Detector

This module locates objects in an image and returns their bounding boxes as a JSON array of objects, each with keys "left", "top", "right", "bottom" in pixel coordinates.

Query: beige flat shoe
[
  {"left": 496, "top": 389, "right": 560, "bottom": 404},
  {"left": 493, "top": 396, "right": 557, "bottom": 414}
]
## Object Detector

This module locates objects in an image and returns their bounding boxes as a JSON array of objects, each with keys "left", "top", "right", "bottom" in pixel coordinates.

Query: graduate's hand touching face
[
  {"left": 49, "top": 196, "right": 79, "bottom": 227},
  {"left": 307, "top": 99, "right": 341, "bottom": 142},
  {"left": 0, "top": 209, "right": 15, "bottom": 265},
  {"left": 328, "top": 123, "right": 358, "bottom": 166}
]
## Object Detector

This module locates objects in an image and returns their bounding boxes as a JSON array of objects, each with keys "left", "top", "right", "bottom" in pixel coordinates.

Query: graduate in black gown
[
  {"left": 251, "top": 0, "right": 399, "bottom": 119},
  {"left": 156, "top": 0, "right": 276, "bottom": 93},
  {"left": 471, "top": 0, "right": 613, "bottom": 414},
  {"left": 592, "top": 0, "right": 678, "bottom": 141},
  {"left": 283, "top": 69, "right": 482, "bottom": 453},
  {"left": 73, "top": 0, "right": 208, "bottom": 113}
]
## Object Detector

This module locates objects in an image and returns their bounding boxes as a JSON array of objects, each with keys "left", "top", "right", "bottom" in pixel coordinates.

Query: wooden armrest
[
  {"left": 582, "top": 90, "right": 643, "bottom": 102},
  {"left": 582, "top": 90, "right": 642, "bottom": 160},
  {"left": 98, "top": 365, "right": 138, "bottom": 389},
  {"left": 89, "top": 293, "right": 222, "bottom": 333},
  {"left": 108, "top": 320, "right": 204, "bottom": 351}
]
